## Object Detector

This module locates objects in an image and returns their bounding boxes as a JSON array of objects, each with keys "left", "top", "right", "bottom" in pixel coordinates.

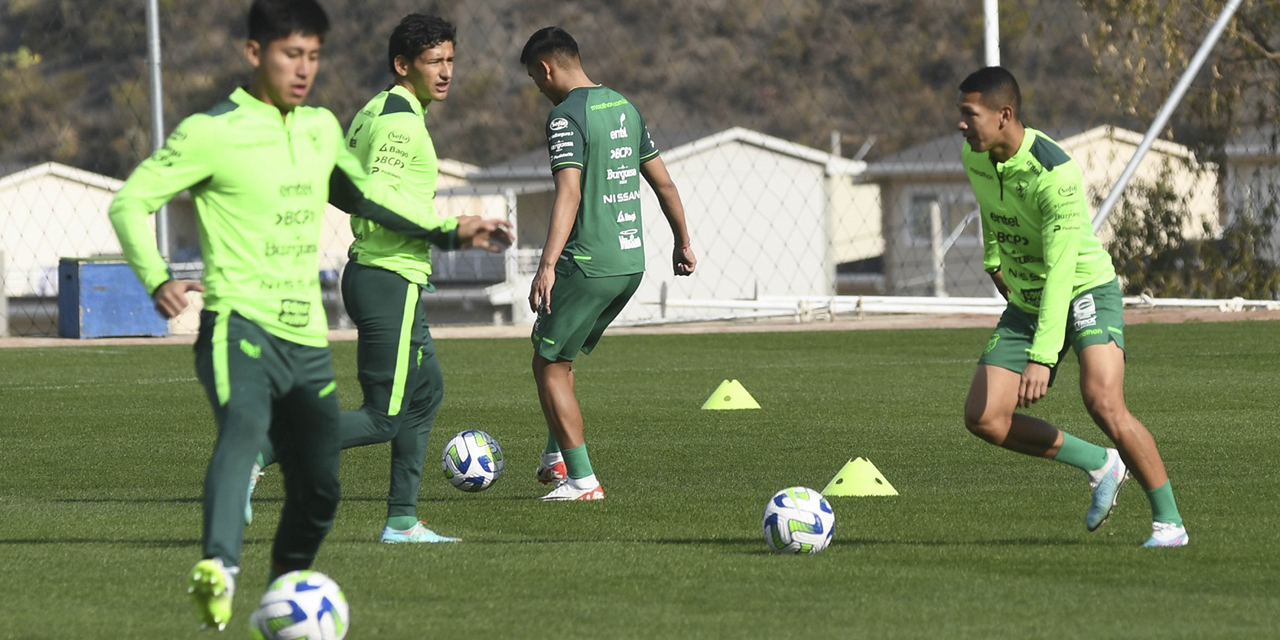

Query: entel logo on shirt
[
  {"left": 610, "top": 114, "right": 628, "bottom": 140},
  {"left": 549, "top": 118, "right": 569, "bottom": 131}
]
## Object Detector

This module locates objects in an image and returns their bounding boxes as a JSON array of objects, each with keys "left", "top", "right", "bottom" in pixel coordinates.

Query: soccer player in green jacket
[
  {"left": 108, "top": 0, "right": 505, "bottom": 630},
  {"left": 520, "top": 27, "right": 697, "bottom": 501},
  {"left": 956, "top": 67, "right": 1187, "bottom": 547},
  {"left": 252, "top": 14, "right": 511, "bottom": 544}
]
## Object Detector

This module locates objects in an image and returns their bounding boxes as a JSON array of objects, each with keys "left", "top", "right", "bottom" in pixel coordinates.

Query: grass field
[{"left": 2, "top": 320, "right": 1279, "bottom": 639}]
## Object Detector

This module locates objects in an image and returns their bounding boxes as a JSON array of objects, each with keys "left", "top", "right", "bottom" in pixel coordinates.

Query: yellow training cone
[
  {"left": 822, "top": 457, "right": 898, "bottom": 496},
  {"left": 700, "top": 379, "right": 761, "bottom": 410}
]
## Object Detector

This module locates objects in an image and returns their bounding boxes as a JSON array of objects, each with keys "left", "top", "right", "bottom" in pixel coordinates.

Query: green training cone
[
  {"left": 700, "top": 379, "right": 761, "bottom": 410},
  {"left": 822, "top": 457, "right": 898, "bottom": 496}
]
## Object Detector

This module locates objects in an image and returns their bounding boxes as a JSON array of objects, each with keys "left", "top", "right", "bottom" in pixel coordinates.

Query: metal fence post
[{"left": 0, "top": 250, "right": 8, "bottom": 337}]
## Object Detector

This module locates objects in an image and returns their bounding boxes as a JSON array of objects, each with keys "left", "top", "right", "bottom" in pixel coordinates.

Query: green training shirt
[
  {"left": 346, "top": 84, "right": 446, "bottom": 286},
  {"left": 109, "top": 87, "right": 460, "bottom": 347},
  {"left": 544, "top": 85, "right": 658, "bottom": 277},
  {"left": 962, "top": 126, "right": 1117, "bottom": 364}
]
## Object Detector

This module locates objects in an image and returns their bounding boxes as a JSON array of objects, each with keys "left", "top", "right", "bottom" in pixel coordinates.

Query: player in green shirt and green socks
[
  {"left": 956, "top": 66, "right": 1187, "bottom": 547},
  {"left": 520, "top": 27, "right": 697, "bottom": 501},
  {"left": 251, "top": 14, "right": 512, "bottom": 544},
  {"left": 108, "top": 0, "right": 505, "bottom": 630}
]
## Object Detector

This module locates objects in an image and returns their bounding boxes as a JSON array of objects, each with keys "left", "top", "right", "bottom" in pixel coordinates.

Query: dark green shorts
[
  {"left": 978, "top": 278, "right": 1126, "bottom": 383},
  {"left": 531, "top": 260, "right": 642, "bottom": 362}
]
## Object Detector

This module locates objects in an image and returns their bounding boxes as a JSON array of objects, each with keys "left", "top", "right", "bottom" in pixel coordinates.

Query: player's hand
[
  {"left": 1018, "top": 362, "right": 1050, "bottom": 408},
  {"left": 529, "top": 265, "right": 555, "bottom": 315},
  {"left": 456, "top": 216, "right": 514, "bottom": 252},
  {"left": 152, "top": 279, "right": 204, "bottom": 319},
  {"left": 674, "top": 244, "right": 696, "bottom": 276}
]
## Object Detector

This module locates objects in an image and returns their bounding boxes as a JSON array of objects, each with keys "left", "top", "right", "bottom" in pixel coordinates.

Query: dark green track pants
[
  {"left": 338, "top": 261, "right": 444, "bottom": 520},
  {"left": 194, "top": 310, "right": 341, "bottom": 571}
]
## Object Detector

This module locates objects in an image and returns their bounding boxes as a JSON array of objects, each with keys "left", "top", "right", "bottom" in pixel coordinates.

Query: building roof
[
  {"left": 469, "top": 126, "right": 866, "bottom": 182},
  {"left": 0, "top": 161, "right": 124, "bottom": 192}
]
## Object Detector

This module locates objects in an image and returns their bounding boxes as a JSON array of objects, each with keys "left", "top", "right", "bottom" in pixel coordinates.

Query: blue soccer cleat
[
  {"left": 379, "top": 521, "right": 460, "bottom": 544},
  {"left": 1086, "top": 448, "right": 1129, "bottom": 531}
]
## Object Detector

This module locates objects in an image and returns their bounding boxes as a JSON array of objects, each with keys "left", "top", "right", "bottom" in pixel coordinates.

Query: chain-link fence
[{"left": 1, "top": 0, "right": 1275, "bottom": 337}]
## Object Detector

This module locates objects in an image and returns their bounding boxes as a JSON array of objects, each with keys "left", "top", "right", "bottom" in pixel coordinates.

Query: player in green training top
[
  {"left": 251, "top": 14, "right": 511, "bottom": 544},
  {"left": 956, "top": 67, "right": 1187, "bottom": 547},
  {"left": 108, "top": 0, "right": 503, "bottom": 630},
  {"left": 520, "top": 27, "right": 697, "bottom": 501}
]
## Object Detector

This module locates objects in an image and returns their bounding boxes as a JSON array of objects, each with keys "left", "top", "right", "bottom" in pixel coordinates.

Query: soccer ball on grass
[
  {"left": 441, "top": 429, "right": 505, "bottom": 491},
  {"left": 762, "top": 486, "right": 835, "bottom": 554},
  {"left": 249, "top": 570, "right": 349, "bottom": 640}
]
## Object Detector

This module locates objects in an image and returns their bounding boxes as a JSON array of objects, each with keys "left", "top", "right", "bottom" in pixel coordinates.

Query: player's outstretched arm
[
  {"left": 328, "top": 147, "right": 460, "bottom": 247},
  {"left": 455, "top": 215, "right": 514, "bottom": 253},
  {"left": 640, "top": 157, "right": 695, "bottom": 276}
]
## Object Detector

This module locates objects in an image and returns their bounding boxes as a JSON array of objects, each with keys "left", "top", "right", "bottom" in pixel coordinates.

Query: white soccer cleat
[
  {"left": 1142, "top": 521, "right": 1189, "bottom": 548},
  {"left": 1086, "top": 448, "right": 1129, "bottom": 531},
  {"left": 538, "top": 478, "right": 605, "bottom": 501}
]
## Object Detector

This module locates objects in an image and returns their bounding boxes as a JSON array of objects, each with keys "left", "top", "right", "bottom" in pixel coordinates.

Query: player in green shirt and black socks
[
  {"left": 108, "top": 0, "right": 506, "bottom": 630},
  {"left": 956, "top": 66, "right": 1187, "bottom": 547},
  {"left": 520, "top": 27, "right": 697, "bottom": 501},
  {"left": 251, "top": 14, "right": 512, "bottom": 544}
]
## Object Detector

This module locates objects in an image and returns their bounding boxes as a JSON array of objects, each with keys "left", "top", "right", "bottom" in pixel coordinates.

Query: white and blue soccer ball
[
  {"left": 762, "top": 486, "right": 836, "bottom": 554},
  {"left": 249, "top": 570, "right": 349, "bottom": 640},
  {"left": 442, "top": 429, "right": 505, "bottom": 492}
]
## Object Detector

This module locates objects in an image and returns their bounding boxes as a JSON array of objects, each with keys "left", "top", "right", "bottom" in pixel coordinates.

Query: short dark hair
[
  {"left": 959, "top": 66, "right": 1022, "bottom": 118},
  {"left": 388, "top": 14, "right": 456, "bottom": 75},
  {"left": 248, "top": 0, "right": 330, "bottom": 45},
  {"left": 520, "top": 26, "right": 579, "bottom": 66}
]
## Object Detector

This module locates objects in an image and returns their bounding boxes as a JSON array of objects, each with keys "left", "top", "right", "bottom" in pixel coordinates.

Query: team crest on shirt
[
  {"left": 306, "top": 128, "right": 322, "bottom": 153},
  {"left": 1015, "top": 179, "right": 1029, "bottom": 201}
]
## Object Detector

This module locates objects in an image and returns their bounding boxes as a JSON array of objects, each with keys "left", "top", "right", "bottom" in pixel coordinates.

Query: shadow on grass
[
  {"left": 0, "top": 537, "right": 204, "bottom": 547},
  {"left": 53, "top": 497, "right": 201, "bottom": 504},
  {"left": 450, "top": 535, "right": 1091, "bottom": 550}
]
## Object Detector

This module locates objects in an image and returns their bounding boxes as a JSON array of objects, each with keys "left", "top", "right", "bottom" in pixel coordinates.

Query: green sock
[
  {"left": 544, "top": 431, "right": 561, "bottom": 455},
  {"left": 1053, "top": 432, "right": 1109, "bottom": 472},
  {"left": 386, "top": 515, "right": 418, "bottom": 531},
  {"left": 1146, "top": 481, "right": 1184, "bottom": 526},
  {"left": 562, "top": 444, "right": 594, "bottom": 480}
]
